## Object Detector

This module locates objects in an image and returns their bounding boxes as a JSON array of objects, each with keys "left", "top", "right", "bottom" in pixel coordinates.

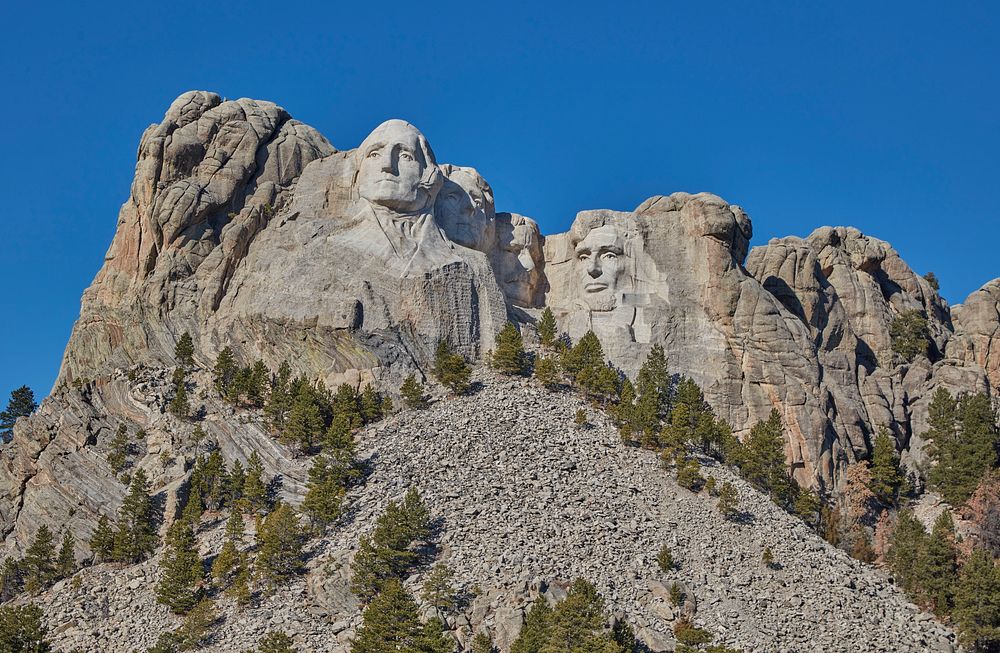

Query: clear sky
[{"left": 1, "top": 1, "right": 997, "bottom": 404}]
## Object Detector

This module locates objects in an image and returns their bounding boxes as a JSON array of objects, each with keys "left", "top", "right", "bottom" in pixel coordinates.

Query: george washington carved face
[
  {"left": 356, "top": 120, "right": 441, "bottom": 214},
  {"left": 575, "top": 224, "right": 625, "bottom": 312}
]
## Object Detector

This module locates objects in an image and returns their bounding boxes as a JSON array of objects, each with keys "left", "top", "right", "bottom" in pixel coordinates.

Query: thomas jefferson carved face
[
  {"left": 435, "top": 166, "right": 495, "bottom": 250},
  {"left": 357, "top": 120, "right": 440, "bottom": 214},
  {"left": 575, "top": 225, "right": 625, "bottom": 311},
  {"left": 493, "top": 214, "right": 543, "bottom": 307}
]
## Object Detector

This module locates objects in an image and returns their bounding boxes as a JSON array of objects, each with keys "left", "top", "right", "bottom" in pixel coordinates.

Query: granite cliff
[{"left": 1, "top": 90, "right": 998, "bottom": 652}]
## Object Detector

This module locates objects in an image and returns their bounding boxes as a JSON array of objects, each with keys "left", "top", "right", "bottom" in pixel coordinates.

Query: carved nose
[
  {"left": 518, "top": 249, "right": 535, "bottom": 273},
  {"left": 587, "top": 260, "right": 602, "bottom": 278},
  {"left": 380, "top": 155, "right": 395, "bottom": 173}
]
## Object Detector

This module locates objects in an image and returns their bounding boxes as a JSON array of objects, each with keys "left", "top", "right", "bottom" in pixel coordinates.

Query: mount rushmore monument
[{"left": 18, "top": 90, "right": 999, "bottom": 511}]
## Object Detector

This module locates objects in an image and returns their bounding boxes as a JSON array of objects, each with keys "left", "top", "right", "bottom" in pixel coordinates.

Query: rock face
[
  {"left": 16, "top": 90, "right": 999, "bottom": 509},
  {"left": 746, "top": 228, "right": 990, "bottom": 472},
  {"left": 13, "top": 371, "right": 958, "bottom": 653},
  {"left": 949, "top": 278, "right": 1000, "bottom": 394}
]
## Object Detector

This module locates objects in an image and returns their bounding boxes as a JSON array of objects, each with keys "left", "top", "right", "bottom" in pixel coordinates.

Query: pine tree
[
  {"left": 351, "top": 579, "right": 452, "bottom": 653},
  {"left": 676, "top": 457, "right": 704, "bottom": 492},
  {"left": 717, "top": 482, "right": 739, "bottom": 519},
  {"left": 181, "top": 486, "right": 204, "bottom": 529},
  {"left": 433, "top": 341, "right": 472, "bottom": 396},
  {"left": 107, "top": 424, "right": 131, "bottom": 473},
  {"left": 229, "top": 553, "right": 253, "bottom": 606},
  {"left": 492, "top": 323, "right": 527, "bottom": 375},
  {"left": 253, "top": 631, "right": 298, "bottom": 653},
  {"left": 266, "top": 361, "right": 294, "bottom": 429},
  {"left": 0, "top": 603, "right": 52, "bottom": 653},
  {"left": 889, "top": 310, "right": 930, "bottom": 362},
  {"left": 886, "top": 510, "right": 928, "bottom": 595},
  {"left": 283, "top": 386, "right": 326, "bottom": 452},
  {"left": 169, "top": 379, "right": 190, "bottom": 419},
  {"left": 420, "top": 562, "right": 457, "bottom": 614},
  {"left": 560, "top": 331, "right": 605, "bottom": 384},
  {"left": 55, "top": 531, "right": 75, "bottom": 579},
  {"left": 225, "top": 510, "right": 246, "bottom": 542},
  {"left": 793, "top": 489, "right": 821, "bottom": 528},
  {"left": 256, "top": 503, "right": 306, "bottom": 589},
  {"left": 926, "top": 389, "right": 999, "bottom": 505},
  {"left": 738, "top": 409, "right": 792, "bottom": 506},
  {"left": 923, "top": 511, "right": 958, "bottom": 614},
  {"left": 174, "top": 599, "right": 216, "bottom": 650},
  {"left": 953, "top": 547, "right": 1000, "bottom": 652},
  {"left": 332, "top": 383, "right": 364, "bottom": 429},
  {"left": 614, "top": 378, "right": 638, "bottom": 444},
  {"left": 0, "top": 557, "right": 23, "bottom": 601},
  {"left": 157, "top": 520, "right": 205, "bottom": 614},
  {"left": 212, "top": 539, "right": 239, "bottom": 588},
  {"left": 533, "top": 356, "right": 559, "bottom": 389},
  {"left": 175, "top": 333, "right": 195, "bottom": 369},
  {"left": 635, "top": 345, "right": 672, "bottom": 423},
  {"left": 246, "top": 360, "right": 270, "bottom": 408},
  {"left": 868, "top": 426, "right": 903, "bottom": 505},
  {"left": 656, "top": 545, "right": 674, "bottom": 572},
  {"left": 472, "top": 632, "right": 496, "bottom": 653},
  {"left": 302, "top": 452, "right": 347, "bottom": 529},
  {"left": 226, "top": 459, "right": 246, "bottom": 508},
  {"left": 241, "top": 452, "right": 269, "bottom": 515},
  {"left": 511, "top": 598, "right": 551, "bottom": 653},
  {"left": 540, "top": 578, "right": 624, "bottom": 653},
  {"left": 214, "top": 347, "right": 238, "bottom": 396},
  {"left": 23, "top": 525, "right": 56, "bottom": 593},
  {"left": 401, "top": 375, "right": 429, "bottom": 410},
  {"left": 351, "top": 488, "right": 432, "bottom": 602},
  {"left": 924, "top": 271, "right": 941, "bottom": 291},
  {"left": 361, "top": 385, "right": 384, "bottom": 424},
  {"left": 113, "top": 468, "right": 158, "bottom": 563},
  {"left": 537, "top": 308, "right": 557, "bottom": 348},
  {"left": 0, "top": 385, "right": 37, "bottom": 442},
  {"left": 89, "top": 514, "right": 116, "bottom": 562},
  {"left": 577, "top": 363, "right": 620, "bottom": 405}
]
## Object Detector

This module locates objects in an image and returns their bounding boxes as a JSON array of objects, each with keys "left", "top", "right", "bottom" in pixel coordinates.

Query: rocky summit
[{"left": 0, "top": 91, "right": 998, "bottom": 652}]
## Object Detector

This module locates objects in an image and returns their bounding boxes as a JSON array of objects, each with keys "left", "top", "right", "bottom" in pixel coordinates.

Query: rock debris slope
[{"left": 27, "top": 372, "right": 955, "bottom": 653}]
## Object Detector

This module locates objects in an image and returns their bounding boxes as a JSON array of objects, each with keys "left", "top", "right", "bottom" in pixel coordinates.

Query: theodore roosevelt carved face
[{"left": 356, "top": 120, "right": 441, "bottom": 215}]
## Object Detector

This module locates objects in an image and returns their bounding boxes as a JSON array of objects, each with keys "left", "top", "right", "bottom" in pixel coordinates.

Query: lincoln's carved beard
[{"left": 575, "top": 225, "right": 625, "bottom": 312}]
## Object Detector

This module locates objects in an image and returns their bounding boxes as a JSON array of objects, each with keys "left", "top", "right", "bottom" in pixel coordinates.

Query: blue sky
[{"left": 1, "top": 1, "right": 998, "bottom": 403}]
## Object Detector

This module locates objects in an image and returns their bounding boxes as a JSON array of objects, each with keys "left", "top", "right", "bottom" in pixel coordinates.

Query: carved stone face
[
  {"left": 435, "top": 167, "right": 495, "bottom": 250},
  {"left": 575, "top": 225, "right": 625, "bottom": 311},
  {"left": 494, "top": 214, "right": 543, "bottom": 307},
  {"left": 357, "top": 120, "right": 434, "bottom": 214}
]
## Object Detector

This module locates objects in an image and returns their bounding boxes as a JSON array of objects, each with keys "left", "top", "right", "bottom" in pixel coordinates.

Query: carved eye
[
  {"left": 367, "top": 151, "right": 380, "bottom": 159},
  {"left": 399, "top": 151, "right": 415, "bottom": 161},
  {"left": 473, "top": 199, "right": 483, "bottom": 208},
  {"left": 602, "top": 252, "right": 618, "bottom": 261}
]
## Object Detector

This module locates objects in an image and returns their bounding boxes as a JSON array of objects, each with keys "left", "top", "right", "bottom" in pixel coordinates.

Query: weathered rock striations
[{"left": 747, "top": 228, "right": 991, "bottom": 471}]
